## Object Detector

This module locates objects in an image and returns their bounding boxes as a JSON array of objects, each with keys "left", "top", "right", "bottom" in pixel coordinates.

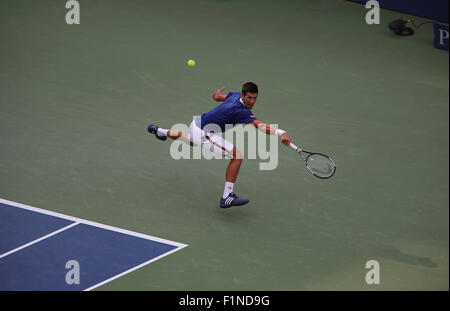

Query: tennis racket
[{"left": 289, "top": 142, "right": 336, "bottom": 179}]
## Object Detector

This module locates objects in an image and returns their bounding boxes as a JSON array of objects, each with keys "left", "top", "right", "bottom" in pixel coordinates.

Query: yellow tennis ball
[{"left": 187, "top": 59, "right": 196, "bottom": 67}]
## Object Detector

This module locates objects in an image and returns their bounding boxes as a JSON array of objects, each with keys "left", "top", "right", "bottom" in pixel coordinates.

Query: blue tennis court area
[{"left": 0, "top": 198, "right": 187, "bottom": 290}]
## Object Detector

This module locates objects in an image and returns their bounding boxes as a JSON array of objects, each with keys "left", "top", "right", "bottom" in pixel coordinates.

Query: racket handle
[{"left": 289, "top": 142, "right": 301, "bottom": 152}]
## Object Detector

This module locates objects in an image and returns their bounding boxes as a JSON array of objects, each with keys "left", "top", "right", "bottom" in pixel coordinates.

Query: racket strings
[{"left": 305, "top": 154, "right": 335, "bottom": 178}]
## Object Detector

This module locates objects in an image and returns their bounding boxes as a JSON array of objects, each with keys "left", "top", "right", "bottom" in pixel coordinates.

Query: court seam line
[
  {"left": 84, "top": 246, "right": 186, "bottom": 291},
  {"left": 0, "top": 222, "right": 80, "bottom": 259},
  {"left": 0, "top": 197, "right": 188, "bottom": 248}
]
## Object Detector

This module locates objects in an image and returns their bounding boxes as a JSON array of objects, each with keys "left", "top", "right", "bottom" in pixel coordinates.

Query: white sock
[
  {"left": 222, "top": 182, "right": 234, "bottom": 199},
  {"left": 157, "top": 128, "right": 168, "bottom": 137}
]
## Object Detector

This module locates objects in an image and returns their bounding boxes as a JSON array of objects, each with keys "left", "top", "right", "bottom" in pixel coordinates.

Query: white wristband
[{"left": 275, "top": 129, "right": 286, "bottom": 136}]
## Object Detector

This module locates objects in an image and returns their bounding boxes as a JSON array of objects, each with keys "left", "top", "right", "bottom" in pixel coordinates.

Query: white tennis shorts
[{"left": 189, "top": 117, "right": 234, "bottom": 158}]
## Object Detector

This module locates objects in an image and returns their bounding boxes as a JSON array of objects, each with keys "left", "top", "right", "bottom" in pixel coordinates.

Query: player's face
[{"left": 242, "top": 92, "right": 258, "bottom": 109}]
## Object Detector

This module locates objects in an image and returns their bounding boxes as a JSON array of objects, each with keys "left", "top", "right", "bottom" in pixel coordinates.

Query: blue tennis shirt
[{"left": 200, "top": 92, "right": 257, "bottom": 132}]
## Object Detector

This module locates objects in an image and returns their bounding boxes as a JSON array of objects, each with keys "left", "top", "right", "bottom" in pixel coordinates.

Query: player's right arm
[
  {"left": 250, "top": 119, "right": 291, "bottom": 146},
  {"left": 212, "top": 87, "right": 228, "bottom": 102}
]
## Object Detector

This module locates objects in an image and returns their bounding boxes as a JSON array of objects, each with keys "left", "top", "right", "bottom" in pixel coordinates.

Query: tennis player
[{"left": 148, "top": 82, "right": 291, "bottom": 208}]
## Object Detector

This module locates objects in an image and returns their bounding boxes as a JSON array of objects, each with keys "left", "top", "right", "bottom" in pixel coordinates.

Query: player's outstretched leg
[
  {"left": 147, "top": 124, "right": 194, "bottom": 146},
  {"left": 220, "top": 147, "right": 249, "bottom": 208}
]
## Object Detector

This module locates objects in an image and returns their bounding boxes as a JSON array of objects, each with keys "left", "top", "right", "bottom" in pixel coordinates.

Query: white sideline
[{"left": 0, "top": 198, "right": 188, "bottom": 248}]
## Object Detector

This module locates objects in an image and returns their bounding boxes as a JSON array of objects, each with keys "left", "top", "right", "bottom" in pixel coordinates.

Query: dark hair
[{"left": 242, "top": 82, "right": 258, "bottom": 95}]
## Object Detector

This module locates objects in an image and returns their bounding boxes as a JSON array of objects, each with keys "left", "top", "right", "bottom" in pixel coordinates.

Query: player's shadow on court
[
  {"left": 215, "top": 208, "right": 252, "bottom": 219},
  {"left": 377, "top": 244, "right": 438, "bottom": 268},
  {"left": 214, "top": 206, "right": 257, "bottom": 223}
]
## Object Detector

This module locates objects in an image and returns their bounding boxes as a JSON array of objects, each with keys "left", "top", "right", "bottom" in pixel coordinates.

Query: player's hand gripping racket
[{"left": 289, "top": 143, "right": 336, "bottom": 179}]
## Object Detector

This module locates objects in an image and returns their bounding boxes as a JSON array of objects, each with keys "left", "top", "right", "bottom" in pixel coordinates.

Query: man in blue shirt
[{"left": 148, "top": 82, "right": 291, "bottom": 208}]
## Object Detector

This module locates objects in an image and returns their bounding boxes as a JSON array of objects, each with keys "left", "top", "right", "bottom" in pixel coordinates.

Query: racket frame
[{"left": 289, "top": 143, "right": 336, "bottom": 179}]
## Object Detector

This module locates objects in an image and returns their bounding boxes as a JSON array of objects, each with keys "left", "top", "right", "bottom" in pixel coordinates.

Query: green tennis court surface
[{"left": 0, "top": 0, "right": 448, "bottom": 290}]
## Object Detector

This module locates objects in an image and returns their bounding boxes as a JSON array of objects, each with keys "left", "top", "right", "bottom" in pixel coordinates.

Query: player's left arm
[
  {"left": 212, "top": 87, "right": 228, "bottom": 102},
  {"left": 250, "top": 119, "right": 291, "bottom": 146}
]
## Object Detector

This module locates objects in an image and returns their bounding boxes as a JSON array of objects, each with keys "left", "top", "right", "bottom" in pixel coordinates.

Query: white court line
[
  {"left": 0, "top": 197, "right": 188, "bottom": 248},
  {"left": 0, "top": 197, "right": 188, "bottom": 290},
  {"left": 0, "top": 222, "right": 80, "bottom": 259},
  {"left": 84, "top": 246, "right": 183, "bottom": 291}
]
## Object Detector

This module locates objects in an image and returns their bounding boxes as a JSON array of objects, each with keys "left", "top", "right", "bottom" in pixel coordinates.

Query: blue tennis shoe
[
  {"left": 147, "top": 124, "right": 167, "bottom": 141},
  {"left": 220, "top": 192, "right": 249, "bottom": 208}
]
